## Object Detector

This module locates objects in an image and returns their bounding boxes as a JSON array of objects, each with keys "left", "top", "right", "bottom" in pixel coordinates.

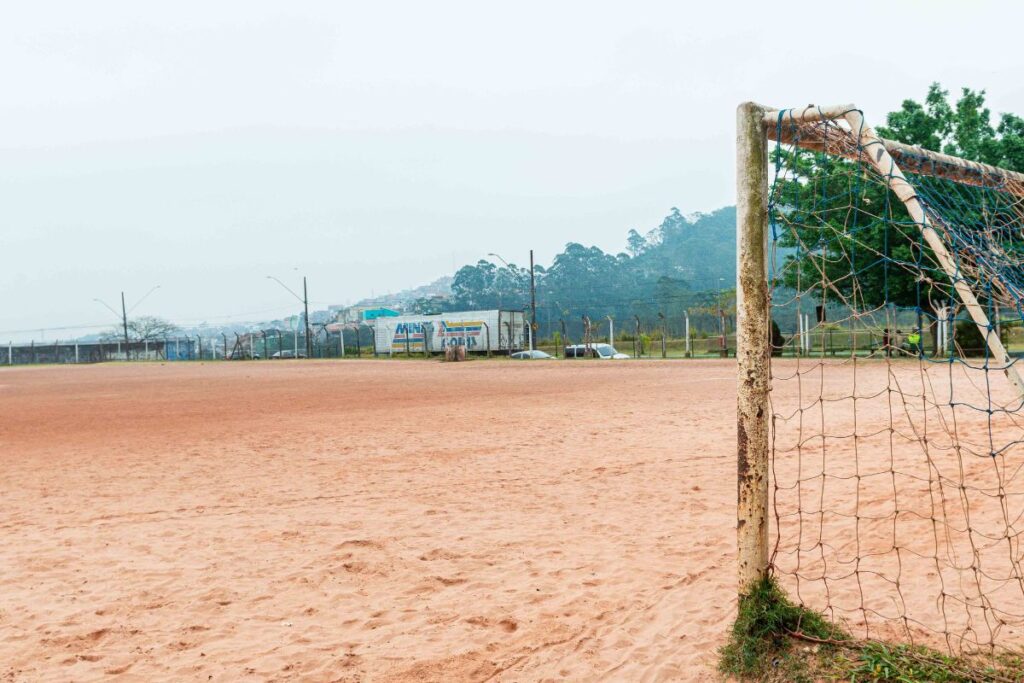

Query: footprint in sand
[{"left": 465, "top": 616, "right": 519, "bottom": 633}]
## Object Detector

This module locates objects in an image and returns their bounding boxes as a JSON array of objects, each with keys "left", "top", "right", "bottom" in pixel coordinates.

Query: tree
[
  {"left": 626, "top": 229, "right": 648, "bottom": 257},
  {"left": 105, "top": 316, "right": 179, "bottom": 341}
]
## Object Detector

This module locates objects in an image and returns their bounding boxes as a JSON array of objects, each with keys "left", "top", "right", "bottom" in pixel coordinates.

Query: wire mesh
[{"left": 768, "top": 109, "right": 1024, "bottom": 655}]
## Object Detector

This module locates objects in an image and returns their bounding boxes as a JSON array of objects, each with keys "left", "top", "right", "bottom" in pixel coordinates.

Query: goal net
[{"left": 739, "top": 103, "right": 1024, "bottom": 655}]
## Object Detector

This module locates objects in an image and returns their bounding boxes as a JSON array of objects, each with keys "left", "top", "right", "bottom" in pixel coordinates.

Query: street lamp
[
  {"left": 489, "top": 250, "right": 537, "bottom": 350},
  {"left": 267, "top": 275, "right": 311, "bottom": 358}
]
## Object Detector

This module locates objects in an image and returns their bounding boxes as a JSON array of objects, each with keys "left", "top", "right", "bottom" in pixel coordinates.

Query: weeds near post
[
  {"left": 719, "top": 578, "right": 1024, "bottom": 682},
  {"left": 719, "top": 577, "right": 845, "bottom": 680}
]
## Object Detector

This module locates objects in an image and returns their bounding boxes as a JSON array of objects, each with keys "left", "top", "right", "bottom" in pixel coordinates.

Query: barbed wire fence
[{"left": 5, "top": 299, "right": 1020, "bottom": 365}]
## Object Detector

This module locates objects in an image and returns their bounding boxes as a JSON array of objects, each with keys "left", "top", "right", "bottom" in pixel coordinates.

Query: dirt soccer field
[{"left": 0, "top": 360, "right": 739, "bottom": 682}]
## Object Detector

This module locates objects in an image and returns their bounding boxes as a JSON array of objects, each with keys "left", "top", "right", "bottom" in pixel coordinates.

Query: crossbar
[{"left": 763, "top": 104, "right": 1024, "bottom": 191}]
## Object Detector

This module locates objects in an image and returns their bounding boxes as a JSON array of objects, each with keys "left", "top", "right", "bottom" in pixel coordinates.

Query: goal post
[
  {"left": 736, "top": 100, "right": 1024, "bottom": 653},
  {"left": 735, "top": 101, "right": 771, "bottom": 594}
]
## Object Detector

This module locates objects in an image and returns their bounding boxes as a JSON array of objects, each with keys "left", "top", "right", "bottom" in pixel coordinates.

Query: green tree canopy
[{"left": 776, "top": 83, "right": 1024, "bottom": 319}]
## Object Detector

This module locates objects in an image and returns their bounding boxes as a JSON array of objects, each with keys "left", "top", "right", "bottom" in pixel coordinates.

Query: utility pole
[
  {"left": 267, "top": 274, "right": 311, "bottom": 359},
  {"left": 121, "top": 291, "right": 130, "bottom": 360},
  {"left": 303, "top": 276, "right": 312, "bottom": 358},
  {"left": 529, "top": 249, "right": 537, "bottom": 351}
]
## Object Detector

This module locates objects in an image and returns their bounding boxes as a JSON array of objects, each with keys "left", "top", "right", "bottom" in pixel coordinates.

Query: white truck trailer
[{"left": 372, "top": 310, "right": 528, "bottom": 355}]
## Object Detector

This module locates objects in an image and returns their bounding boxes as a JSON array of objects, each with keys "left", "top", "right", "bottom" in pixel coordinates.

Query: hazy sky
[{"left": 3, "top": 1, "right": 1023, "bottom": 341}]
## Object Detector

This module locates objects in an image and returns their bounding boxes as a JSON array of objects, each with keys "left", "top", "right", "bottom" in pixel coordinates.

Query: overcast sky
[{"left": 3, "top": 1, "right": 1023, "bottom": 341}]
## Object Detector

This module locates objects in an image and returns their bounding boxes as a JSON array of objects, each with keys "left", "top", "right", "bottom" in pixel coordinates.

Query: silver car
[
  {"left": 510, "top": 349, "right": 555, "bottom": 360},
  {"left": 563, "top": 343, "right": 630, "bottom": 359}
]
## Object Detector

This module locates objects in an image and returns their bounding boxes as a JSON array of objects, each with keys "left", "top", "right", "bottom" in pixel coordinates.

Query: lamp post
[
  {"left": 488, "top": 251, "right": 537, "bottom": 350},
  {"left": 267, "top": 275, "right": 311, "bottom": 358}
]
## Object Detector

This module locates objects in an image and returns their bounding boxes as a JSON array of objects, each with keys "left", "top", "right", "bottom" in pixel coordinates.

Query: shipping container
[{"left": 372, "top": 310, "right": 528, "bottom": 355}]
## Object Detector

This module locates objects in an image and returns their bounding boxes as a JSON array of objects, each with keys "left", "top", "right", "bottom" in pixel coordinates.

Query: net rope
[{"left": 768, "top": 109, "right": 1024, "bottom": 655}]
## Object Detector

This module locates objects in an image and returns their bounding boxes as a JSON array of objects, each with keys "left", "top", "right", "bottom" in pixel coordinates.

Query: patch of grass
[
  {"left": 844, "top": 643, "right": 1023, "bottom": 682},
  {"left": 719, "top": 577, "right": 847, "bottom": 681},
  {"left": 719, "top": 577, "right": 1024, "bottom": 682}
]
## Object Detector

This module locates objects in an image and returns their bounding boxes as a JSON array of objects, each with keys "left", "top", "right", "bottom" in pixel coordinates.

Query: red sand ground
[{"left": 0, "top": 360, "right": 739, "bottom": 682}]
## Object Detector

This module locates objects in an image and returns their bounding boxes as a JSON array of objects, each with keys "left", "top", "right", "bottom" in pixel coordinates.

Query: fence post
[
  {"left": 658, "top": 312, "right": 667, "bottom": 358},
  {"left": 7, "top": 340, "right": 11, "bottom": 365},
  {"left": 736, "top": 101, "right": 770, "bottom": 594},
  {"left": 634, "top": 315, "right": 641, "bottom": 357},
  {"left": 684, "top": 312, "right": 691, "bottom": 357},
  {"left": 75, "top": 342, "right": 80, "bottom": 364}
]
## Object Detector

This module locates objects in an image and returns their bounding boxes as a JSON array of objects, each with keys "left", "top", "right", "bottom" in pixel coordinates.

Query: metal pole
[
  {"left": 736, "top": 101, "right": 770, "bottom": 593},
  {"left": 529, "top": 249, "right": 537, "bottom": 351},
  {"left": 658, "top": 312, "right": 667, "bottom": 358},
  {"left": 685, "top": 312, "right": 691, "bottom": 357},
  {"left": 607, "top": 315, "right": 614, "bottom": 346},
  {"left": 121, "top": 291, "right": 130, "bottom": 361},
  {"left": 75, "top": 342, "right": 80, "bottom": 364},
  {"left": 796, "top": 311, "right": 803, "bottom": 357},
  {"left": 303, "top": 277, "right": 312, "bottom": 358},
  {"left": 634, "top": 315, "right": 641, "bottom": 357},
  {"left": 7, "top": 341, "right": 11, "bottom": 365},
  {"left": 293, "top": 327, "right": 298, "bottom": 357}
]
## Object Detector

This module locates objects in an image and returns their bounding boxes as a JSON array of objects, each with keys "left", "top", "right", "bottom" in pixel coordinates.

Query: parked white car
[
  {"left": 510, "top": 349, "right": 555, "bottom": 360},
  {"left": 563, "top": 343, "right": 630, "bottom": 359}
]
